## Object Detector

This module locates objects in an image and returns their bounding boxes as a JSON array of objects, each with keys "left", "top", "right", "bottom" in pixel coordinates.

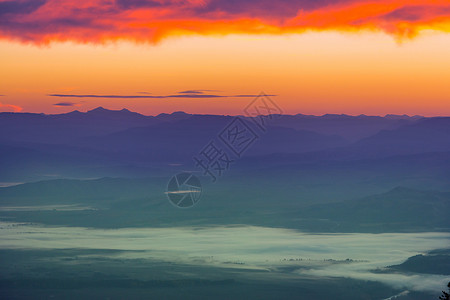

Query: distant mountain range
[
  {"left": 0, "top": 108, "right": 422, "bottom": 144},
  {"left": 2, "top": 108, "right": 447, "bottom": 183},
  {"left": 0, "top": 108, "right": 449, "bottom": 232}
]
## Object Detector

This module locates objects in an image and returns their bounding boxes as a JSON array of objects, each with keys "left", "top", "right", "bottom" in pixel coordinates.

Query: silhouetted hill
[
  {"left": 155, "top": 111, "right": 192, "bottom": 122},
  {"left": 0, "top": 177, "right": 163, "bottom": 206},
  {"left": 77, "top": 116, "right": 348, "bottom": 160},
  {"left": 269, "top": 113, "right": 421, "bottom": 141},
  {"left": 0, "top": 109, "right": 447, "bottom": 184},
  {"left": 387, "top": 249, "right": 450, "bottom": 275},
  {"left": 0, "top": 108, "right": 422, "bottom": 145},
  {"left": 299, "top": 187, "right": 450, "bottom": 232},
  {"left": 0, "top": 178, "right": 448, "bottom": 232},
  {"left": 352, "top": 117, "right": 450, "bottom": 157},
  {"left": 0, "top": 108, "right": 170, "bottom": 144},
  {"left": 241, "top": 117, "right": 450, "bottom": 162}
]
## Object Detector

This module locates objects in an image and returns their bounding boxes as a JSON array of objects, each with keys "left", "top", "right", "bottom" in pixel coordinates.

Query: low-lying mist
[{"left": 1, "top": 222, "right": 448, "bottom": 293}]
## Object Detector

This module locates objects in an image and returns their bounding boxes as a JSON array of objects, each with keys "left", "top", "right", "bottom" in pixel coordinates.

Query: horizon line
[{"left": 0, "top": 106, "right": 435, "bottom": 118}]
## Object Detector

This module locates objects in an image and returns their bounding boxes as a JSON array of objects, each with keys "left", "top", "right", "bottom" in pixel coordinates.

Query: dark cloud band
[
  {"left": 48, "top": 92, "right": 276, "bottom": 99},
  {"left": 53, "top": 102, "right": 78, "bottom": 106}
]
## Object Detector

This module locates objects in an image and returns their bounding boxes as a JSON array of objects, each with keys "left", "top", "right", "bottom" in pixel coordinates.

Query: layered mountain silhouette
[
  {"left": 0, "top": 108, "right": 449, "bottom": 232},
  {"left": 1, "top": 177, "right": 448, "bottom": 232},
  {"left": 0, "top": 108, "right": 449, "bottom": 198},
  {"left": 1, "top": 107, "right": 444, "bottom": 182}
]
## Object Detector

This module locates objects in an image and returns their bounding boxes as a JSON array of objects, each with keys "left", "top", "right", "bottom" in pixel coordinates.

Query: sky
[{"left": 0, "top": 0, "right": 450, "bottom": 116}]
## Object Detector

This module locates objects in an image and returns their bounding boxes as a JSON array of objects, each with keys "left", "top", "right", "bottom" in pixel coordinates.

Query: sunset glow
[{"left": 1, "top": 0, "right": 449, "bottom": 115}]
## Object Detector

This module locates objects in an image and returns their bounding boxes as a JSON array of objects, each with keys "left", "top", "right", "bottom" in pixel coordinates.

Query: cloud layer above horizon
[
  {"left": 1, "top": 0, "right": 449, "bottom": 44},
  {"left": 49, "top": 90, "right": 275, "bottom": 99}
]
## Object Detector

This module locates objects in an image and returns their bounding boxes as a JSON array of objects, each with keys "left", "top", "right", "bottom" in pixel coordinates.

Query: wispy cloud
[
  {"left": 49, "top": 94, "right": 165, "bottom": 99},
  {"left": 53, "top": 102, "right": 79, "bottom": 107},
  {"left": 48, "top": 91, "right": 275, "bottom": 99},
  {"left": 0, "top": 0, "right": 449, "bottom": 45},
  {"left": 0, "top": 101, "right": 22, "bottom": 112},
  {"left": 178, "top": 90, "right": 220, "bottom": 94}
]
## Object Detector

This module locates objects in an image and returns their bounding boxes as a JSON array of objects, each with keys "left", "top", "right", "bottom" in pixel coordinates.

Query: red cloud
[
  {"left": 0, "top": 101, "right": 23, "bottom": 112},
  {"left": 0, "top": 0, "right": 449, "bottom": 44}
]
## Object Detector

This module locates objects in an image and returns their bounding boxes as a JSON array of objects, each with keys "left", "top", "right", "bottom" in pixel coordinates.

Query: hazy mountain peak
[
  {"left": 172, "top": 111, "right": 189, "bottom": 115},
  {"left": 157, "top": 111, "right": 189, "bottom": 117},
  {"left": 87, "top": 106, "right": 109, "bottom": 113},
  {"left": 322, "top": 113, "right": 348, "bottom": 117},
  {"left": 384, "top": 114, "right": 411, "bottom": 120},
  {"left": 62, "top": 110, "right": 82, "bottom": 116},
  {"left": 84, "top": 107, "right": 145, "bottom": 118}
]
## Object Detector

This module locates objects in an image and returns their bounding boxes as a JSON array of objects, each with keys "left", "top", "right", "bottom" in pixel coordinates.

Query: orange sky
[{"left": 0, "top": 0, "right": 449, "bottom": 116}]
